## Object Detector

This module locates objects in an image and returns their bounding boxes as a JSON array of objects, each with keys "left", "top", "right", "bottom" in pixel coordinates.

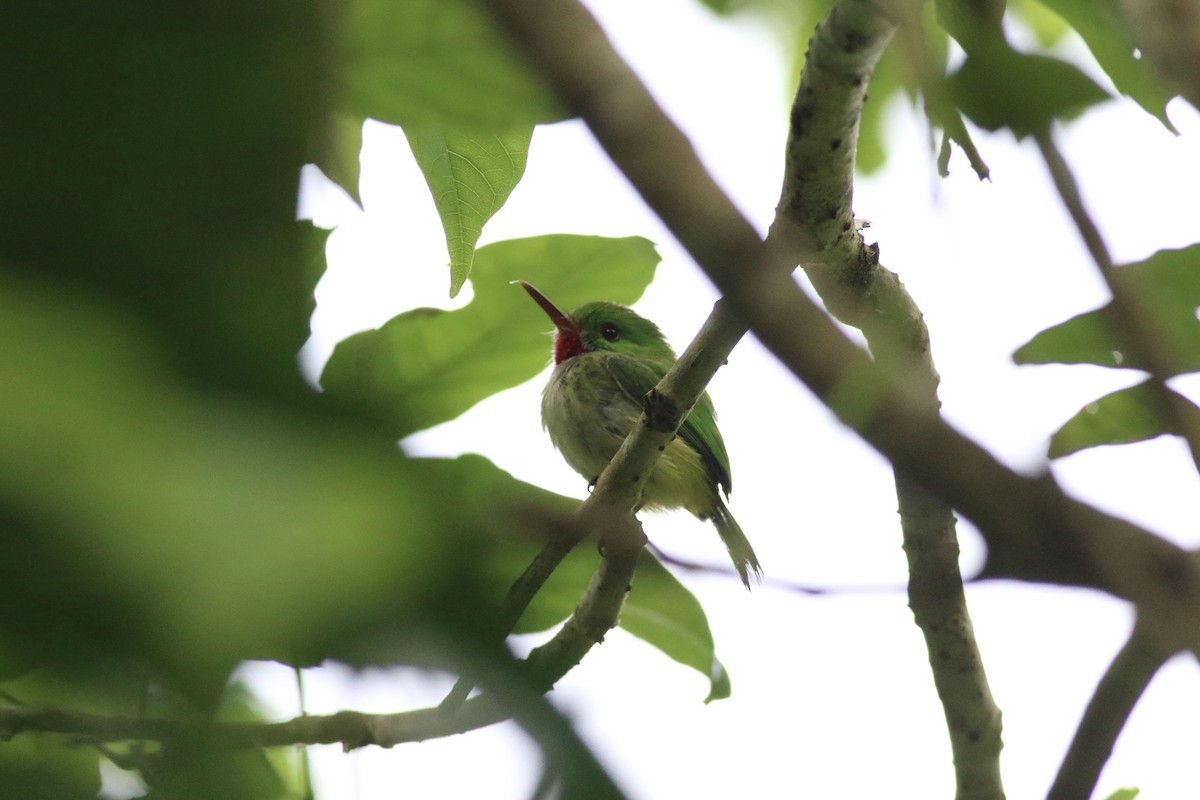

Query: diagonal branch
[{"left": 1048, "top": 625, "right": 1170, "bottom": 800}]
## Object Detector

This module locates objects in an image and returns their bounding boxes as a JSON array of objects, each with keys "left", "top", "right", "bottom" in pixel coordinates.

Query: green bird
[{"left": 519, "top": 281, "right": 762, "bottom": 588}]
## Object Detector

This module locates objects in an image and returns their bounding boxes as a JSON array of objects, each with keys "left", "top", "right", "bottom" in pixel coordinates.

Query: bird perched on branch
[{"left": 518, "top": 281, "right": 761, "bottom": 588}]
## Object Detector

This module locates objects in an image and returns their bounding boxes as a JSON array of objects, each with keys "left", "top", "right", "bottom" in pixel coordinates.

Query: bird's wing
[
  {"left": 679, "top": 391, "right": 732, "bottom": 497},
  {"left": 604, "top": 354, "right": 732, "bottom": 497},
  {"left": 603, "top": 351, "right": 667, "bottom": 410}
]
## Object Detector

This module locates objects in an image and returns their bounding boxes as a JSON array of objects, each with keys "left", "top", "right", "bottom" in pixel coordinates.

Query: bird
[{"left": 518, "top": 280, "right": 761, "bottom": 588}]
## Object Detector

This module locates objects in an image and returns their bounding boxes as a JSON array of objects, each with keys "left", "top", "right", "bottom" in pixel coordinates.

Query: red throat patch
[{"left": 554, "top": 328, "right": 586, "bottom": 364}]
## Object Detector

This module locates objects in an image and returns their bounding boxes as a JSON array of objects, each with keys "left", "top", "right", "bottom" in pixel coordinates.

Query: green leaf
[
  {"left": 143, "top": 748, "right": 287, "bottom": 800},
  {"left": 1010, "top": 0, "right": 1073, "bottom": 48},
  {"left": 948, "top": 47, "right": 1111, "bottom": 137},
  {"left": 1102, "top": 789, "right": 1140, "bottom": 800},
  {"left": 935, "top": 0, "right": 1006, "bottom": 55},
  {"left": 340, "top": 0, "right": 567, "bottom": 131},
  {"left": 1014, "top": 246, "right": 1200, "bottom": 374},
  {"left": 1034, "top": 0, "right": 1177, "bottom": 130},
  {"left": 857, "top": 39, "right": 907, "bottom": 175},
  {"left": 1048, "top": 380, "right": 1200, "bottom": 457},
  {"left": 1014, "top": 307, "right": 1130, "bottom": 369},
  {"left": 623, "top": 555, "right": 731, "bottom": 702},
  {"left": 0, "top": 737, "right": 101, "bottom": 800},
  {"left": 320, "top": 235, "right": 660, "bottom": 439},
  {"left": 405, "top": 126, "right": 533, "bottom": 297},
  {"left": 314, "top": 112, "right": 366, "bottom": 207},
  {"left": 507, "top": 546, "right": 608, "bottom": 635}
]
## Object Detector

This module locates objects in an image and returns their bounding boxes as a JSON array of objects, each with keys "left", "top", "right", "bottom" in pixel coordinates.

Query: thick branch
[{"left": 773, "top": 4, "right": 1004, "bottom": 796}]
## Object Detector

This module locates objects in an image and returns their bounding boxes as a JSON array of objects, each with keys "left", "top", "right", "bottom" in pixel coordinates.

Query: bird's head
[{"left": 518, "top": 281, "right": 673, "bottom": 365}]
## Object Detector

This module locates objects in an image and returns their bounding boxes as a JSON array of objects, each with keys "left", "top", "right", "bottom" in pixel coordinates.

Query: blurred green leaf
[
  {"left": 321, "top": 235, "right": 660, "bottom": 439},
  {"left": 143, "top": 748, "right": 286, "bottom": 800},
  {"left": 1048, "top": 380, "right": 1200, "bottom": 457},
  {"left": 0, "top": 1, "right": 325, "bottom": 398},
  {"left": 1010, "top": 0, "right": 1072, "bottom": 48},
  {"left": 949, "top": 47, "right": 1110, "bottom": 137},
  {"left": 935, "top": 0, "right": 1006, "bottom": 56},
  {"left": 1014, "top": 246, "right": 1200, "bottom": 373},
  {"left": 0, "top": 737, "right": 101, "bottom": 800},
  {"left": 506, "top": 547, "right": 606, "bottom": 635},
  {"left": 315, "top": 113, "right": 367, "bottom": 207},
  {"left": 340, "top": 0, "right": 567, "bottom": 131},
  {"left": 0, "top": 275, "right": 509, "bottom": 693},
  {"left": 1034, "top": 0, "right": 1177, "bottom": 130},
  {"left": 857, "top": 41, "right": 907, "bottom": 175},
  {"left": 405, "top": 127, "right": 534, "bottom": 297}
]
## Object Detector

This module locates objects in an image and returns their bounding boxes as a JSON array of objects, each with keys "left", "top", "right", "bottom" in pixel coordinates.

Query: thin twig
[
  {"left": 0, "top": 536, "right": 645, "bottom": 751},
  {"left": 293, "top": 665, "right": 314, "bottom": 800},
  {"left": 440, "top": 526, "right": 585, "bottom": 711},
  {"left": 646, "top": 542, "right": 905, "bottom": 596}
]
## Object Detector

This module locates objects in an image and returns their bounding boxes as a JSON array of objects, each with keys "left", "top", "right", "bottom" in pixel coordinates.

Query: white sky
[{"left": 256, "top": 1, "right": 1200, "bottom": 797}]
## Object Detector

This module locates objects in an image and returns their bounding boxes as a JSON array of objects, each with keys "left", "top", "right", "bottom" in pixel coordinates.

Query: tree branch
[
  {"left": 441, "top": 524, "right": 586, "bottom": 711},
  {"left": 1048, "top": 625, "right": 1170, "bottom": 800},
  {"left": 771, "top": 4, "right": 1005, "bottom": 797},
  {"left": 0, "top": 538, "right": 643, "bottom": 751}
]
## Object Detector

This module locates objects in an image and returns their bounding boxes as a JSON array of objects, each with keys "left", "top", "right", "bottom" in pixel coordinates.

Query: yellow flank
[
  {"left": 638, "top": 435, "right": 710, "bottom": 516},
  {"left": 541, "top": 351, "right": 712, "bottom": 515}
]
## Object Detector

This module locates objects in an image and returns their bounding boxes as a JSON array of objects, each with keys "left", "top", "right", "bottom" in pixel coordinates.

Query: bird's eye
[{"left": 600, "top": 322, "right": 621, "bottom": 341}]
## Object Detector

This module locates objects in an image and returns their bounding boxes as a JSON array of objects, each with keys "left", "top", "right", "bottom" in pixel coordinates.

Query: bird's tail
[{"left": 710, "top": 497, "right": 763, "bottom": 590}]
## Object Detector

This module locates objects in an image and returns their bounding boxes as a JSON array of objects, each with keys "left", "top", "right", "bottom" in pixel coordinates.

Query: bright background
[{"left": 255, "top": 1, "right": 1200, "bottom": 796}]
